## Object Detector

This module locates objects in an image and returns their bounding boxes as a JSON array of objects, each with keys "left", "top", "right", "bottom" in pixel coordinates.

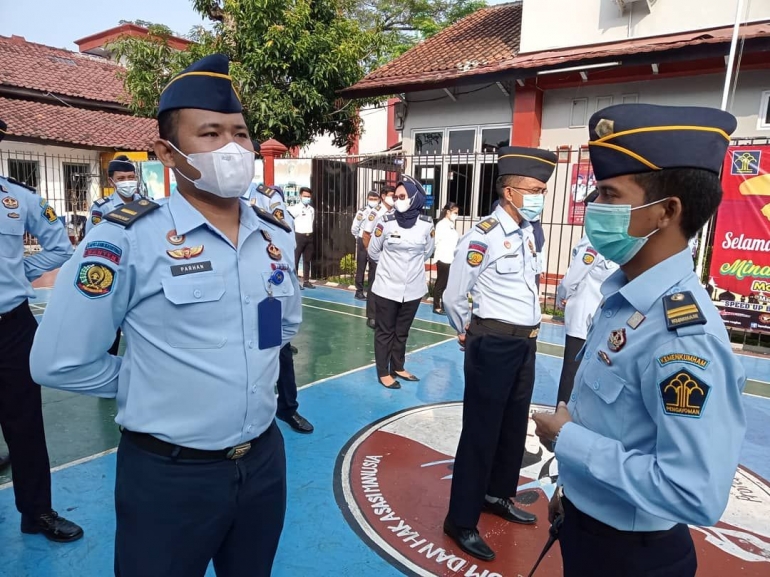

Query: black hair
[
  {"left": 382, "top": 185, "right": 396, "bottom": 195},
  {"left": 495, "top": 174, "right": 522, "bottom": 197},
  {"left": 299, "top": 187, "right": 312, "bottom": 195},
  {"left": 108, "top": 154, "right": 135, "bottom": 178},
  {"left": 367, "top": 190, "right": 379, "bottom": 198},
  {"left": 440, "top": 202, "right": 459, "bottom": 220},
  {"left": 633, "top": 168, "right": 722, "bottom": 240},
  {"left": 157, "top": 109, "right": 179, "bottom": 145}
]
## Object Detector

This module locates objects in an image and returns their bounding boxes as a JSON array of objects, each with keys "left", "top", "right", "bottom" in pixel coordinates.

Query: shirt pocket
[
  {"left": 260, "top": 270, "right": 295, "bottom": 298},
  {"left": 161, "top": 275, "right": 228, "bottom": 349},
  {"left": 0, "top": 217, "right": 24, "bottom": 257},
  {"left": 495, "top": 255, "right": 522, "bottom": 274},
  {"left": 574, "top": 355, "right": 628, "bottom": 438}
]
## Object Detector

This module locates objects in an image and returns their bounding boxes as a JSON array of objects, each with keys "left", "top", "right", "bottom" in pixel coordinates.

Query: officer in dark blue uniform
[
  {"left": 534, "top": 104, "right": 747, "bottom": 577},
  {"left": 31, "top": 56, "right": 301, "bottom": 576},
  {"left": 0, "top": 118, "right": 83, "bottom": 541}
]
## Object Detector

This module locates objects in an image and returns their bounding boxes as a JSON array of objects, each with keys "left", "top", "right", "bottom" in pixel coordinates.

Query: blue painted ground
[{"left": 2, "top": 287, "right": 768, "bottom": 576}]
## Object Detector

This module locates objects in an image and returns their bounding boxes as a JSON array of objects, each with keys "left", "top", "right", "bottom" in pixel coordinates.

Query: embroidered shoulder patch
[
  {"left": 374, "top": 223, "right": 384, "bottom": 238},
  {"left": 658, "top": 369, "right": 711, "bottom": 418},
  {"left": 467, "top": 241, "right": 488, "bottom": 267},
  {"left": 583, "top": 247, "right": 597, "bottom": 265},
  {"left": 83, "top": 240, "right": 122, "bottom": 265},
  {"left": 663, "top": 291, "right": 706, "bottom": 331},
  {"left": 657, "top": 353, "right": 710, "bottom": 370},
  {"left": 41, "top": 202, "right": 58, "bottom": 224},
  {"left": 75, "top": 262, "right": 116, "bottom": 298},
  {"left": 367, "top": 213, "right": 375, "bottom": 221}
]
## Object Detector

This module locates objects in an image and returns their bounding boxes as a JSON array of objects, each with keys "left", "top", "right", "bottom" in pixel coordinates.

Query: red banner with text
[{"left": 709, "top": 145, "right": 770, "bottom": 333}]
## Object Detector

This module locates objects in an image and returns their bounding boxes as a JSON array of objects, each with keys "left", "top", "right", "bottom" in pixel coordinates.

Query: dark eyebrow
[{"left": 197, "top": 122, "right": 249, "bottom": 131}]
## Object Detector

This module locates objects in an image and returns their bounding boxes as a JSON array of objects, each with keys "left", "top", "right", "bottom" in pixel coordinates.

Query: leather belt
[
  {"left": 562, "top": 497, "right": 679, "bottom": 544},
  {"left": 0, "top": 299, "right": 29, "bottom": 324},
  {"left": 121, "top": 428, "right": 265, "bottom": 460},
  {"left": 471, "top": 315, "right": 540, "bottom": 338}
]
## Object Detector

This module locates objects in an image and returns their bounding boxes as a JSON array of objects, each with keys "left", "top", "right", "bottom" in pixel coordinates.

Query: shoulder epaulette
[
  {"left": 475, "top": 217, "right": 499, "bottom": 234},
  {"left": 257, "top": 184, "right": 274, "bottom": 198},
  {"left": 382, "top": 213, "right": 396, "bottom": 223},
  {"left": 5, "top": 176, "right": 36, "bottom": 193},
  {"left": 419, "top": 214, "right": 432, "bottom": 223},
  {"left": 94, "top": 197, "right": 109, "bottom": 207},
  {"left": 253, "top": 205, "right": 292, "bottom": 233},
  {"left": 104, "top": 199, "right": 160, "bottom": 228},
  {"left": 663, "top": 291, "right": 707, "bottom": 331}
]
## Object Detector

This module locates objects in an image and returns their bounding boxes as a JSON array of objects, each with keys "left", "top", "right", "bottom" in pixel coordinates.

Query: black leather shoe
[
  {"left": 289, "top": 345, "right": 299, "bottom": 355},
  {"left": 21, "top": 510, "right": 83, "bottom": 543},
  {"left": 443, "top": 517, "right": 495, "bottom": 561},
  {"left": 483, "top": 497, "right": 537, "bottom": 524},
  {"left": 367, "top": 319, "right": 376, "bottom": 329},
  {"left": 303, "top": 281, "right": 315, "bottom": 289},
  {"left": 392, "top": 371, "right": 420, "bottom": 382},
  {"left": 278, "top": 412, "right": 314, "bottom": 434},
  {"left": 433, "top": 308, "right": 446, "bottom": 316},
  {"left": 355, "top": 292, "right": 366, "bottom": 300},
  {"left": 0, "top": 451, "right": 9, "bottom": 472},
  {"left": 378, "top": 378, "right": 401, "bottom": 390}
]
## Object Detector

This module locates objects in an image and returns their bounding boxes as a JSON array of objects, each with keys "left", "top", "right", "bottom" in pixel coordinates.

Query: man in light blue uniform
[
  {"left": 30, "top": 55, "right": 301, "bottom": 577},
  {"left": 534, "top": 104, "right": 747, "bottom": 577},
  {"left": 85, "top": 155, "right": 145, "bottom": 234},
  {"left": 0, "top": 118, "right": 83, "bottom": 542}
]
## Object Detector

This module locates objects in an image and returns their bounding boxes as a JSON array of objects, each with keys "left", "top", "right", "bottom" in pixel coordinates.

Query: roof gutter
[{"left": 0, "top": 84, "right": 131, "bottom": 114}]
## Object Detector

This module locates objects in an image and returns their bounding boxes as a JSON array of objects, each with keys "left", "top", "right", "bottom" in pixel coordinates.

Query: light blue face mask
[
  {"left": 301, "top": 197, "right": 311, "bottom": 205},
  {"left": 512, "top": 192, "right": 545, "bottom": 221},
  {"left": 584, "top": 198, "right": 668, "bottom": 265}
]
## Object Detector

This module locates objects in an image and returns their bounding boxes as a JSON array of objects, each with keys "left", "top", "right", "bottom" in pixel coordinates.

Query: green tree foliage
[{"left": 112, "top": 1, "right": 379, "bottom": 148}]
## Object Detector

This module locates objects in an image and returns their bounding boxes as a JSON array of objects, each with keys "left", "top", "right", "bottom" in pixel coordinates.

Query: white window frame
[{"left": 757, "top": 90, "right": 770, "bottom": 130}]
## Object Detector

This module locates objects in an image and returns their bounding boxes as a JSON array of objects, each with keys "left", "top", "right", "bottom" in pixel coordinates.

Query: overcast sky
[{"left": 1, "top": 0, "right": 511, "bottom": 50}]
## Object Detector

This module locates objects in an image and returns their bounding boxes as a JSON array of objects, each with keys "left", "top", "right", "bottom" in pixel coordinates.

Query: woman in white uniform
[
  {"left": 368, "top": 176, "right": 435, "bottom": 389},
  {"left": 432, "top": 202, "right": 460, "bottom": 315},
  {"left": 555, "top": 190, "right": 619, "bottom": 404}
]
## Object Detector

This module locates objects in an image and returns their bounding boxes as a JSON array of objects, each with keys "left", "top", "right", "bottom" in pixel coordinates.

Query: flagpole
[{"left": 696, "top": 0, "right": 746, "bottom": 280}]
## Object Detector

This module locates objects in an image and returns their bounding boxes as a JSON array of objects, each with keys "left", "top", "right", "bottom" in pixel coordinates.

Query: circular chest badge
[{"left": 335, "top": 403, "right": 770, "bottom": 576}]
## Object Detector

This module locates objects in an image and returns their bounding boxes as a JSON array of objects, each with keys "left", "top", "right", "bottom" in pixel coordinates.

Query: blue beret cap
[
  {"left": 497, "top": 146, "right": 557, "bottom": 183},
  {"left": 108, "top": 155, "right": 135, "bottom": 175},
  {"left": 158, "top": 54, "right": 242, "bottom": 116},
  {"left": 588, "top": 104, "right": 737, "bottom": 180}
]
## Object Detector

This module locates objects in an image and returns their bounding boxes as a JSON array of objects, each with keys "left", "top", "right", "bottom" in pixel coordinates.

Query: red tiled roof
[
  {"left": 0, "top": 35, "right": 126, "bottom": 104},
  {"left": 342, "top": 7, "right": 770, "bottom": 98},
  {"left": 0, "top": 97, "right": 158, "bottom": 150}
]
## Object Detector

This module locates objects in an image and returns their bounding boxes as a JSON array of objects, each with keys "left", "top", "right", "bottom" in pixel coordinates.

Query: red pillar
[
  {"left": 260, "top": 139, "right": 288, "bottom": 186},
  {"left": 511, "top": 86, "right": 543, "bottom": 147}
]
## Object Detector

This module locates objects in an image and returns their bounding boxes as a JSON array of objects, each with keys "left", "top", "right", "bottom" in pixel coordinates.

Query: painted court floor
[{"left": 1, "top": 286, "right": 769, "bottom": 576}]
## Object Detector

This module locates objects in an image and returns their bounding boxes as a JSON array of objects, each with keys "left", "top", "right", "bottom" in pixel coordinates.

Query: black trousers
[
  {"left": 373, "top": 295, "right": 421, "bottom": 378},
  {"left": 109, "top": 329, "right": 122, "bottom": 356},
  {"left": 114, "top": 421, "right": 286, "bottom": 577},
  {"left": 354, "top": 237, "right": 368, "bottom": 292},
  {"left": 365, "top": 259, "right": 378, "bottom": 321},
  {"left": 0, "top": 301, "right": 52, "bottom": 517},
  {"left": 447, "top": 320, "right": 537, "bottom": 528},
  {"left": 294, "top": 233, "right": 314, "bottom": 282},
  {"left": 433, "top": 261, "right": 450, "bottom": 311},
  {"left": 557, "top": 335, "right": 585, "bottom": 405},
  {"left": 559, "top": 497, "right": 696, "bottom": 577},
  {"left": 276, "top": 343, "right": 299, "bottom": 419}
]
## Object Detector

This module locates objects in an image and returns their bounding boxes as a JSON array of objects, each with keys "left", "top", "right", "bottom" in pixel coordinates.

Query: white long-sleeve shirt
[{"left": 434, "top": 218, "right": 459, "bottom": 264}]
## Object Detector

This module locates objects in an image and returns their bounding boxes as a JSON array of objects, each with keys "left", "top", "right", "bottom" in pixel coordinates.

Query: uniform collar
[
  {"left": 493, "top": 204, "right": 528, "bottom": 235},
  {"left": 603, "top": 248, "right": 695, "bottom": 314},
  {"left": 169, "top": 191, "right": 208, "bottom": 236}
]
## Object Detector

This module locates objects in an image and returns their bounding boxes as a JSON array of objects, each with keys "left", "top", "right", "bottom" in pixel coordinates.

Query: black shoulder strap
[
  {"left": 104, "top": 199, "right": 160, "bottom": 228},
  {"left": 382, "top": 213, "right": 395, "bottom": 223},
  {"left": 475, "top": 217, "right": 499, "bottom": 234},
  {"left": 663, "top": 291, "right": 707, "bottom": 331},
  {"left": 94, "top": 197, "right": 109, "bottom": 207},
  {"left": 6, "top": 176, "right": 36, "bottom": 192},
  {"left": 253, "top": 205, "right": 292, "bottom": 233}
]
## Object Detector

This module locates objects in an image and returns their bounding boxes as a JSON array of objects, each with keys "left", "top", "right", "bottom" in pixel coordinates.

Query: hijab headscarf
[{"left": 395, "top": 175, "right": 426, "bottom": 229}]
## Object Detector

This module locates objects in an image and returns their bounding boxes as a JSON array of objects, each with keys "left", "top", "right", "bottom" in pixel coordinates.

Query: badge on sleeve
[
  {"left": 374, "top": 223, "right": 384, "bottom": 238},
  {"left": 2, "top": 196, "right": 18, "bottom": 209},
  {"left": 91, "top": 211, "right": 103, "bottom": 225},
  {"left": 84, "top": 241, "right": 122, "bottom": 265},
  {"left": 583, "top": 248, "right": 597, "bottom": 265},
  {"left": 41, "top": 202, "right": 58, "bottom": 224},
  {"left": 75, "top": 262, "right": 116, "bottom": 298},
  {"left": 658, "top": 369, "right": 711, "bottom": 418},
  {"left": 430, "top": 228, "right": 435, "bottom": 238},
  {"left": 368, "top": 213, "right": 375, "bottom": 221},
  {"left": 356, "top": 213, "right": 363, "bottom": 221},
  {"left": 466, "top": 241, "right": 488, "bottom": 267}
]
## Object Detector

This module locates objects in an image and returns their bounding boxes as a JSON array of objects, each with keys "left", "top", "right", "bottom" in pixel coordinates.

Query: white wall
[
  {"left": 520, "top": 0, "right": 770, "bottom": 54},
  {"left": 402, "top": 84, "right": 513, "bottom": 153},
  {"left": 0, "top": 141, "right": 101, "bottom": 223},
  {"left": 299, "top": 104, "right": 391, "bottom": 157}
]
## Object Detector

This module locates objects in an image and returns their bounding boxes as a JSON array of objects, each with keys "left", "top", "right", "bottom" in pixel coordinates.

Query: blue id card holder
[{"left": 258, "top": 296, "right": 282, "bottom": 350}]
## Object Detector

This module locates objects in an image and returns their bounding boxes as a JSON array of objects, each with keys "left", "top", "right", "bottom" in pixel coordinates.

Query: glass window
[
  {"left": 414, "top": 132, "right": 443, "bottom": 155},
  {"left": 7, "top": 159, "right": 40, "bottom": 189},
  {"left": 448, "top": 163, "right": 474, "bottom": 216},
  {"left": 477, "top": 163, "right": 499, "bottom": 216},
  {"left": 416, "top": 164, "right": 441, "bottom": 211},
  {"left": 62, "top": 163, "right": 91, "bottom": 212},
  {"left": 480, "top": 127, "right": 510, "bottom": 152},
  {"left": 447, "top": 129, "right": 475, "bottom": 153}
]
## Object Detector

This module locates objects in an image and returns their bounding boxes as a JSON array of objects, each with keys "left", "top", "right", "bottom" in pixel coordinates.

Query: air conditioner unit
[
  {"left": 613, "top": 0, "right": 658, "bottom": 13},
  {"left": 394, "top": 101, "right": 408, "bottom": 132}
]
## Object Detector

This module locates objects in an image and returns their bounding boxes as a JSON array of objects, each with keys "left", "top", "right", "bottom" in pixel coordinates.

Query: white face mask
[
  {"left": 383, "top": 196, "right": 395, "bottom": 208},
  {"left": 448, "top": 212, "right": 458, "bottom": 222},
  {"left": 114, "top": 180, "right": 138, "bottom": 198},
  {"left": 367, "top": 200, "right": 378, "bottom": 208},
  {"left": 169, "top": 141, "right": 255, "bottom": 199},
  {"left": 394, "top": 197, "right": 412, "bottom": 213}
]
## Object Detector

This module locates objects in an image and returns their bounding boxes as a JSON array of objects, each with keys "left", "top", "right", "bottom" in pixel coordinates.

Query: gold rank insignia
[
  {"left": 273, "top": 208, "right": 285, "bottom": 221},
  {"left": 166, "top": 245, "right": 204, "bottom": 260},
  {"left": 663, "top": 291, "right": 706, "bottom": 331}
]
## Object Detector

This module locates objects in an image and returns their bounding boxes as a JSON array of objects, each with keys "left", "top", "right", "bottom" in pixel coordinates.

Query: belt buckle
[
  {"left": 529, "top": 328, "right": 540, "bottom": 338},
  {"left": 226, "top": 442, "right": 251, "bottom": 460}
]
